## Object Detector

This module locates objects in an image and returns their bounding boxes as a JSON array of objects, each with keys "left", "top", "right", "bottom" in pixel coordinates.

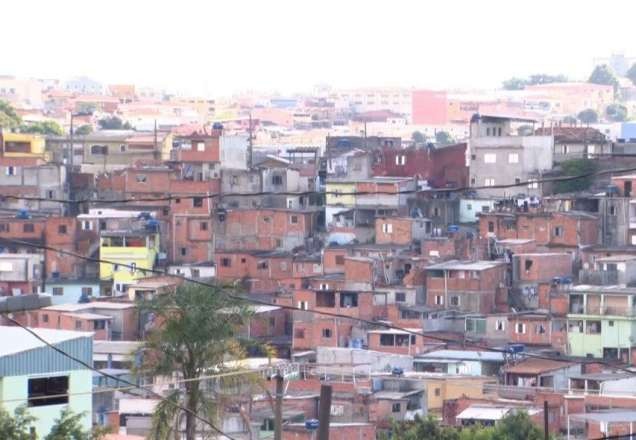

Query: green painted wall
[
  {"left": 568, "top": 317, "right": 636, "bottom": 358},
  {"left": 0, "top": 370, "right": 92, "bottom": 436}
]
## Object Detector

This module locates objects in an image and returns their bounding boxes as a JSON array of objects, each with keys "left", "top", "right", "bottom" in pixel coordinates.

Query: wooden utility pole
[
  {"left": 274, "top": 373, "right": 284, "bottom": 440},
  {"left": 317, "top": 384, "right": 332, "bottom": 440},
  {"left": 543, "top": 400, "right": 549, "bottom": 440}
]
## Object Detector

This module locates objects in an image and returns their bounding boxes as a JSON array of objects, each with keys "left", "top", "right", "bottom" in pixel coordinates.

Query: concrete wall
[{"left": 316, "top": 346, "right": 413, "bottom": 372}]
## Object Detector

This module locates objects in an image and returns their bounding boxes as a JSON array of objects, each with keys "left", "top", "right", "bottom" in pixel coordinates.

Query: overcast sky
[{"left": 4, "top": 0, "right": 636, "bottom": 96}]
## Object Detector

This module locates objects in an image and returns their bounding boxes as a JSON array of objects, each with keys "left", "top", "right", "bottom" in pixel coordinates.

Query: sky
[{"left": 3, "top": 0, "right": 636, "bottom": 97}]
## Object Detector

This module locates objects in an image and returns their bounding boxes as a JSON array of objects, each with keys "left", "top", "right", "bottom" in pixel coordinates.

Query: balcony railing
[{"left": 578, "top": 270, "right": 619, "bottom": 286}]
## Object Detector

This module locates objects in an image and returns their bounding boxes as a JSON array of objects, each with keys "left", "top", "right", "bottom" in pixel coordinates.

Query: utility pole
[
  {"left": 247, "top": 111, "right": 253, "bottom": 170},
  {"left": 274, "top": 372, "right": 284, "bottom": 440},
  {"left": 317, "top": 384, "right": 332, "bottom": 440},
  {"left": 543, "top": 400, "right": 549, "bottom": 440}
]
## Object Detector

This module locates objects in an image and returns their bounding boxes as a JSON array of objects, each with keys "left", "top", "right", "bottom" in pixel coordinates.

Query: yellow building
[
  {"left": 421, "top": 376, "right": 495, "bottom": 412},
  {"left": 1, "top": 132, "right": 48, "bottom": 160},
  {"left": 99, "top": 230, "right": 160, "bottom": 294},
  {"left": 325, "top": 181, "right": 356, "bottom": 206}
]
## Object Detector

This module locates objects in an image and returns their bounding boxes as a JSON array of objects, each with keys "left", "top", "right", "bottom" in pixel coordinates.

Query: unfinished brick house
[{"left": 425, "top": 260, "right": 508, "bottom": 314}]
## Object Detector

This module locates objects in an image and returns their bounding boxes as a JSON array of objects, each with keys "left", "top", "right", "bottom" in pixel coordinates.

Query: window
[
  {"left": 322, "top": 328, "right": 332, "bottom": 338},
  {"left": 466, "top": 203, "right": 472, "bottom": 211},
  {"left": 193, "top": 197, "right": 203, "bottom": 207},
  {"left": 272, "top": 175, "right": 283, "bottom": 185},
  {"left": 52, "top": 287, "right": 63, "bottom": 296},
  {"left": 94, "top": 320, "right": 106, "bottom": 330},
  {"left": 23, "top": 223, "right": 35, "bottom": 233},
  {"left": 395, "top": 292, "right": 406, "bottom": 302},
  {"left": 609, "top": 320, "right": 615, "bottom": 327},
  {"left": 319, "top": 283, "right": 329, "bottom": 291},
  {"left": 257, "top": 261, "right": 268, "bottom": 270},
  {"left": 297, "top": 301, "right": 308, "bottom": 310},
  {"left": 392, "top": 403, "right": 401, "bottom": 413},
  {"left": 335, "top": 255, "right": 345, "bottom": 265},
  {"left": 47, "top": 190, "right": 54, "bottom": 199},
  {"left": 290, "top": 215, "right": 298, "bottom": 224},
  {"left": 484, "top": 153, "right": 497, "bottom": 163},
  {"left": 535, "top": 324, "right": 546, "bottom": 334},
  {"left": 99, "top": 220, "right": 107, "bottom": 229},
  {"left": 450, "top": 296, "right": 460, "bottom": 306},
  {"left": 200, "top": 221, "right": 208, "bottom": 231},
  {"left": 58, "top": 225, "right": 67, "bottom": 234},
  {"left": 488, "top": 221, "right": 494, "bottom": 233},
  {"left": 0, "top": 223, "right": 8, "bottom": 232},
  {"left": 484, "top": 178, "right": 495, "bottom": 186},
  {"left": 508, "top": 153, "right": 519, "bottom": 164},
  {"left": 75, "top": 320, "right": 82, "bottom": 330},
  {"left": 553, "top": 226, "right": 563, "bottom": 237},
  {"left": 6, "top": 166, "right": 18, "bottom": 176},
  {"left": 91, "top": 145, "right": 108, "bottom": 155},
  {"left": 496, "top": 320, "right": 506, "bottom": 331},
  {"left": 81, "top": 287, "right": 92, "bottom": 296},
  {"left": 525, "top": 259, "right": 533, "bottom": 271},
  {"left": 180, "top": 247, "right": 187, "bottom": 256},
  {"left": 586, "top": 320, "right": 601, "bottom": 334},
  {"left": 81, "top": 220, "right": 92, "bottom": 231},
  {"left": 515, "top": 323, "right": 526, "bottom": 334},
  {"left": 609, "top": 206, "right": 616, "bottom": 216},
  {"left": 294, "top": 328, "right": 305, "bottom": 339},
  {"left": 435, "top": 295, "right": 444, "bottom": 305},
  {"left": 197, "top": 142, "right": 205, "bottom": 151},
  {"left": 395, "top": 155, "right": 406, "bottom": 165},
  {"left": 434, "top": 388, "right": 441, "bottom": 397},
  {"left": 528, "top": 179, "right": 539, "bottom": 189},
  {"left": 340, "top": 293, "right": 358, "bottom": 307},
  {"left": 42, "top": 314, "right": 49, "bottom": 323},
  {"left": 382, "top": 223, "right": 393, "bottom": 234},
  {"left": 28, "top": 376, "right": 69, "bottom": 407},
  {"left": 221, "top": 258, "right": 231, "bottom": 267}
]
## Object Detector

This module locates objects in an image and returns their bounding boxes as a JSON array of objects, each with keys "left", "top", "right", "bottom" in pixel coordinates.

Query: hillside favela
[{"left": 3, "top": 2, "right": 636, "bottom": 439}]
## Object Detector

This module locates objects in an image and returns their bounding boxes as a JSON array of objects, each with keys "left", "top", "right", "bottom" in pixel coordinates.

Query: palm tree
[{"left": 137, "top": 282, "right": 253, "bottom": 440}]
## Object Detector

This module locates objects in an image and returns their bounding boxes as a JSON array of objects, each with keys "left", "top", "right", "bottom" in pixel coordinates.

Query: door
[{"left": 625, "top": 181, "right": 632, "bottom": 197}]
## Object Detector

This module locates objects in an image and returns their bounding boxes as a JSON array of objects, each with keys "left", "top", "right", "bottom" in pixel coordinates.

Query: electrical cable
[
  {"left": 0, "top": 313, "right": 238, "bottom": 440},
  {"left": 5, "top": 237, "right": 636, "bottom": 377},
  {"left": 2, "top": 161, "right": 636, "bottom": 205}
]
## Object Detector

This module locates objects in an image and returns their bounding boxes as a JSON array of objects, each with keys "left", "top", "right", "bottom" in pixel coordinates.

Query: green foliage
[
  {"left": 20, "top": 120, "right": 64, "bottom": 136},
  {"left": 577, "top": 108, "right": 598, "bottom": 124},
  {"left": 98, "top": 116, "right": 132, "bottom": 130},
  {"left": 502, "top": 74, "right": 567, "bottom": 90},
  {"left": 435, "top": 130, "right": 453, "bottom": 145},
  {"left": 563, "top": 115, "right": 578, "bottom": 125},
  {"left": 75, "top": 124, "right": 93, "bottom": 135},
  {"left": 517, "top": 125, "right": 534, "bottom": 136},
  {"left": 589, "top": 64, "right": 619, "bottom": 91},
  {"left": 412, "top": 131, "right": 426, "bottom": 144},
  {"left": 138, "top": 282, "right": 253, "bottom": 440},
  {"left": 627, "top": 63, "right": 636, "bottom": 86},
  {"left": 0, "top": 100, "right": 22, "bottom": 129},
  {"left": 0, "top": 406, "right": 36, "bottom": 440},
  {"left": 553, "top": 158, "right": 597, "bottom": 194},
  {"left": 391, "top": 411, "right": 547, "bottom": 440},
  {"left": 45, "top": 407, "right": 92, "bottom": 440},
  {"left": 606, "top": 103, "right": 628, "bottom": 122}
]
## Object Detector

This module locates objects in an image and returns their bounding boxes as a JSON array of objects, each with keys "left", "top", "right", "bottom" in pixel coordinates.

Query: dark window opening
[
  {"left": 221, "top": 258, "right": 231, "bottom": 267},
  {"left": 28, "top": 376, "right": 69, "bottom": 407},
  {"left": 340, "top": 292, "right": 358, "bottom": 307},
  {"left": 193, "top": 197, "right": 203, "bottom": 207}
]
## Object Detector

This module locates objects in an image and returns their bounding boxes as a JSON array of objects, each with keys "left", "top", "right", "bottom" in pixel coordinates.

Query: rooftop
[
  {"left": 43, "top": 301, "right": 135, "bottom": 312},
  {"left": 504, "top": 357, "right": 574, "bottom": 375},
  {"left": 0, "top": 326, "right": 92, "bottom": 357},
  {"left": 426, "top": 260, "right": 505, "bottom": 271},
  {"left": 414, "top": 349, "right": 504, "bottom": 363},
  {"left": 569, "top": 284, "right": 636, "bottom": 295}
]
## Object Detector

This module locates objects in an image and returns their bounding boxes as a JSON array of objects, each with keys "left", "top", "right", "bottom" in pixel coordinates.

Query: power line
[
  {"left": 3, "top": 162, "right": 636, "bottom": 205},
  {"left": 5, "top": 237, "right": 636, "bottom": 377},
  {"left": 0, "top": 313, "right": 237, "bottom": 440}
]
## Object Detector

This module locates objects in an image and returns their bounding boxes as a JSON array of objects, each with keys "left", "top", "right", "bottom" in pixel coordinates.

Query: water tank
[
  {"left": 447, "top": 224, "right": 459, "bottom": 233},
  {"left": 508, "top": 343, "right": 525, "bottom": 354},
  {"left": 15, "top": 209, "right": 30, "bottom": 220},
  {"left": 305, "top": 419, "right": 319, "bottom": 431}
]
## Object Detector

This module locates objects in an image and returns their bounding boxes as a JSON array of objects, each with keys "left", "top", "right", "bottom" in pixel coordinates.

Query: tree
[
  {"left": 606, "top": 103, "right": 628, "bottom": 122},
  {"left": 0, "top": 100, "right": 22, "bottom": 129},
  {"left": 563, "top": 115, "right": 578, "bottom": 125},
  {"left": 75, "top": 124, "right": 93, "bottom": 135},
  {"left": 435, "top": 130, "right": 454, "bottom": 145},
  {"left": 20, "top": 120, "right": 64, "bottom": 136},
  {"left": 98, "top": 116, "right": 132, "bottom": 130},
  {"left": 0, "top": 406, "right": 36, "bottom": 440},
  {"left": 502, "top": 77, "right": 527, "bottom": 91},
  {"left": 45, "top": 407, "right": 101, "bottom": 440},
  {"left": 577, "top": 109, "right": 598, "bottom": 124},
  {"left": 589, "top": 64, "right": 619, "bottom": 92},
  {"left": 391, "top": 411, "right": 548, "bottom": 440},
  {"left": 412, "top": 131, "right": 426, "bottom": 144},
  {"left": 627, "top": 63, "right": 636, "bottom": 86},
  {"left": 553, "top": 158, "right": 597, "bottom": 194},
  {"left": 138, "top": 283, "right": 253, "bottom": 440}
]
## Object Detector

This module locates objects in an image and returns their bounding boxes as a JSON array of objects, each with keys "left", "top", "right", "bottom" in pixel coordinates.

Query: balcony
[
  {"left": 600, "top": 306, "right": 636, "bottom": 317},
  {"left": 578, "top": 270, "right": 618, "bottom": 286}
]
